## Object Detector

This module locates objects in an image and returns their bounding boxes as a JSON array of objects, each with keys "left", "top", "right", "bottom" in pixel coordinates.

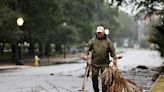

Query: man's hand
[
  {"left": 81, "top": 54, "right": 88, "bottom": 61},
  {"left": 112, "top": 58, "right": 117, "bottom": 66}
]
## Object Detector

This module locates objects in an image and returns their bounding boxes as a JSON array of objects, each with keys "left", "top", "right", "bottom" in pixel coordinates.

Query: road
[{"left": 0, "top": 49, "right": 163, "bottom": 92}]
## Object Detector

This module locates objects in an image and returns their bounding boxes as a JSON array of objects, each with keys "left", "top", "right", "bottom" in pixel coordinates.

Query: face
[{"left": 96, "top": 32, "right": 105, "bottom": 39}]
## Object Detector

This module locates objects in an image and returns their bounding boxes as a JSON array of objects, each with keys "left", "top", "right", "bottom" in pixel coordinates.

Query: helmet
[{"left": 96, "top": 26, "right": 104, "bottom": 33}]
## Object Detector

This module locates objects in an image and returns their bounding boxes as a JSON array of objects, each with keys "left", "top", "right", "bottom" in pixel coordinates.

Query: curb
[
  {"left": 0, "top": 65, "right": 33, "bottom": 70},
  {"left": 149, "top": 75, "right": 164, "bottom": 92}
]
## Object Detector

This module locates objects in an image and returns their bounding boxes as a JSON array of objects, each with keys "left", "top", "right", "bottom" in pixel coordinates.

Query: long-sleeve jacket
[{"left": 84, "top": 36, "right": 116, "bottom": 66}]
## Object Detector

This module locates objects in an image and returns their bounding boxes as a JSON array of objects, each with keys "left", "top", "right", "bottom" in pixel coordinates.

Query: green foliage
[
  {"left": 109, "top": 0, "right": 164, "bottom": 56},
  {"left": 0, "top": 0, "right": 138, "bottom": 57},
  {"left": 148, "top": 18, "right": 164, "bottom": 57},
  {"left": 114, "top": 11, "right": 138, "bottom": 39},
  {"left": 0, "top": 0, "right": 23, "bottom": 43}
]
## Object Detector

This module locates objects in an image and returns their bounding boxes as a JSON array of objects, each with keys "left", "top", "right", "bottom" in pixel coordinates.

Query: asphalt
[{"left": 0, "top": 49, "right": 164, "bottom": 92}]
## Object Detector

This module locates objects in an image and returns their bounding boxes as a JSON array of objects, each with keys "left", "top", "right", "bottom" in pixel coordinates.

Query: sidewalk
[
  {"left": 0, "top": 53, "right": 82, "bottom": 70},
  {"left": 0, "top": 65, "right": 32, "bottom": 70},
  {"left": 150, "top": 75, "right": 164, "bottom": 92}
]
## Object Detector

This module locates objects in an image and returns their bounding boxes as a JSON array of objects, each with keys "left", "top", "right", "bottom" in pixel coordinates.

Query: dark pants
[{"left": 91, "top": 65, "right": 107, "bottom": 92}]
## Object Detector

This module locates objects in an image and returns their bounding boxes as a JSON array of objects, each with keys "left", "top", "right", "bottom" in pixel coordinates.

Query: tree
[
  {"left": 108, "top": 0, "right": 164, "bottom": 56},
  {"left": 113, "top": 11, "right": 138, "bottom": 47},
  {"left": 0, "top": 0, "right": 26, "bottom": 63},
  {"left": 0, "top": 0, "right": 135, "bottom": 60}
]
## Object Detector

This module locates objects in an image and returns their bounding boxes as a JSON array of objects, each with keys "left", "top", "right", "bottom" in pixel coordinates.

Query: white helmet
[{"left": 96, "top": 26, "right": 104, "bottom": 33}]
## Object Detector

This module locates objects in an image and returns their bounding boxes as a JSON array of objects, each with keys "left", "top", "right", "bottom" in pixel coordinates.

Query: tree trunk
[
  {"left": 11, "top": 44, "right": 15, "bottom": 59},
  {"left": 55, "top": 44, "right": 62, "bottom": 54},
  {"left": 0, "top": 42, "right": 4, "bottom": 55},
  {"left": 0, "top": 43, "right": 1, "bottom": 55},
  {"left": 45, "top": 43, "right": 50, "bottom": 56},
  {"left": 11, "top": 43, "right": 19, "bottom": 63},
  {"left": 28, "top": 42, "right": 35, "bottom": 56},
  {"left": 38, "top": 43, "right": 43, "bottom": 57}
]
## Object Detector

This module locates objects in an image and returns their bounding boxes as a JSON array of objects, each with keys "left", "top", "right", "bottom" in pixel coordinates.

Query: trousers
[{"left": 91, "top": 64, "right": 107, "bottom": 92}]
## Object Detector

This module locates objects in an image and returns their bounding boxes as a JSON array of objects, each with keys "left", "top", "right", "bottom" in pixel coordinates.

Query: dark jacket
[{"left": 84, "top": 36, "right": 116, "bottom": 66}]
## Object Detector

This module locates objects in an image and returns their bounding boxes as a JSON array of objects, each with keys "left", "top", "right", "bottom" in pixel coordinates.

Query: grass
[{"left": 151, "top": 76, "right": 164, "bottom": 92}]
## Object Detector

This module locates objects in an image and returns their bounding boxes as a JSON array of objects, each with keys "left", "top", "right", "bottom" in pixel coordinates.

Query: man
[{"left": 82, "top": 26, "right": 117, "bottom": 92}]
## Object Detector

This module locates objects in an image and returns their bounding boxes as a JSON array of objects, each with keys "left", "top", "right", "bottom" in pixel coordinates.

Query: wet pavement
[
  {"left": 0, "top": 49, "right": 163, "bottom": 92},
  {"left": 122, "top": 67, "right": 159, "bottom": 92}
]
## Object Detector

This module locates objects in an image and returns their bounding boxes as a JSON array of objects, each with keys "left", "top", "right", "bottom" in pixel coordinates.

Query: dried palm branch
[{"left": 101, "top": 66, "right": 142, "bottom": 92}]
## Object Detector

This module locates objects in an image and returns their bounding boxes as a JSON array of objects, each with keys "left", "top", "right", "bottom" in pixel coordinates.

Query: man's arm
[
  {"left": 108, "top": 40, "right": 116, "bottom": 59},
  {"left": 108, "top": 39, "right": 117, "bottom": 65},
  {"left": 82, "top": 38, "right": 94, "bottom": 60},
  {"left": 84, "top": 39, "right": 94, "bottom": 55}
]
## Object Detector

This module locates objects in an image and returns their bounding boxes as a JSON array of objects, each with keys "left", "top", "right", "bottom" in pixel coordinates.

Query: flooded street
[
  {"left": 1, "top": 0, "right": 164, "bottom": 91},
  {"left": 0, "top": 49, "right": 163, "bottom": 92}
]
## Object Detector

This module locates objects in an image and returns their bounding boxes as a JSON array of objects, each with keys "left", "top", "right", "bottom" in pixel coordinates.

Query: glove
[
  {"left": 112, "top": 58, "right": 117, "bottom": 66},
  {"left": 81, "top": 54, "right": 88, "bottom": 61}
]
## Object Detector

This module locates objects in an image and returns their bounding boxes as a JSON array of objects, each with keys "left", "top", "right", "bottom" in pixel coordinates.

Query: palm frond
[{"left": 101, "top": 66, "right": 142, "bottom": 92}]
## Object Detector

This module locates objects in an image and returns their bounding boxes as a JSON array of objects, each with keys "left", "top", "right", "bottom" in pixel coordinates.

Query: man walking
[{"left": 82, "top": 26, "right": 117, "bottom": 92}]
